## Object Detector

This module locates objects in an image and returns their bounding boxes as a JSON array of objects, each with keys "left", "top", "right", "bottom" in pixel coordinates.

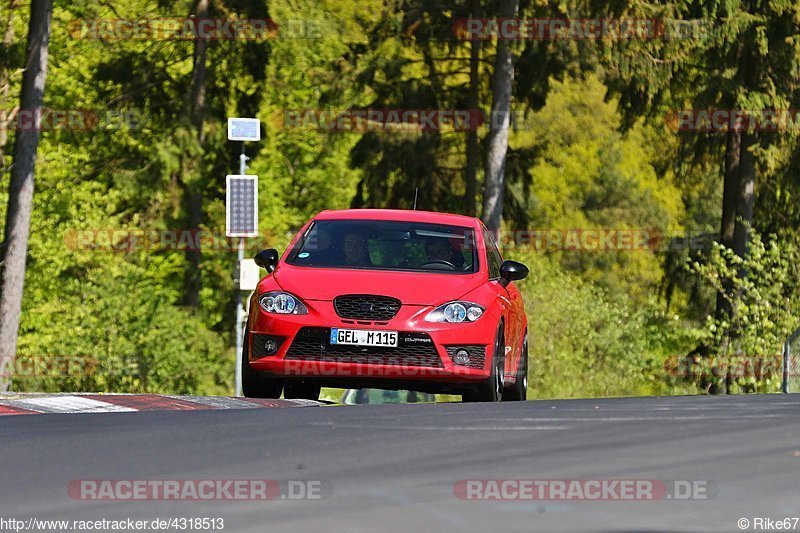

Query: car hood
[{"left": 273, "top": 264, "right": 485, "bottom": 305}]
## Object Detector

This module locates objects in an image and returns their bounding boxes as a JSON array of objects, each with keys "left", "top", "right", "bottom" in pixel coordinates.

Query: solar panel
[
  {"left": 227, "top": 118, "right": 261, "bottom": 141},
  {"left": 226, "top": 175, "right": 258, "bottom": 237}
]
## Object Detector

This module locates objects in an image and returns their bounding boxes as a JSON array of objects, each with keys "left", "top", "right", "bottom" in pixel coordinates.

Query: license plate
[{"left": 330, "top": 328, "right": 398, "bottom": 348}]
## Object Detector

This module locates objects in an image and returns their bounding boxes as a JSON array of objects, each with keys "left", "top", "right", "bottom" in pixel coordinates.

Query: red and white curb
[{"left": 0, "top": 394, "right": 320, "bottom": 416}]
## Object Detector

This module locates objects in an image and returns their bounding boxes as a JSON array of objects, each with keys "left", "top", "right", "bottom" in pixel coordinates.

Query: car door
[{"left": 481, "top": 227, "right": 521, "bottom": 379}]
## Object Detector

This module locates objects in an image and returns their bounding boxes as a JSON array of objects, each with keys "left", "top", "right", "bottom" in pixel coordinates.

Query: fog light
[
  {"left": 264, "top": 339, "right": 278, "bottom": 354},
  {"left": 453, "top": 349, "right": 470, "bottom": 366}
]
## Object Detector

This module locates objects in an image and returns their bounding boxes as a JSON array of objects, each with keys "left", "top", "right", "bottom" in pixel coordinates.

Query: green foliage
[
  {"left": 255, "top": 0, "right": 368, "bottom": 235},
  {"left": 512, "top": 75, "right": 685, "bottom": 304},
  {"left": 691, "top": 229, "right": 800, "bottom": 360},
  {"left": 14, "top": 260, "right": 230, "bottom": 394},
  {"left": 508, "top": 250, "right": 701, "bottom": 398}
]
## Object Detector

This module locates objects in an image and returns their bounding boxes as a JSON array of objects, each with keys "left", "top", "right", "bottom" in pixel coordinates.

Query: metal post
[
  {"left": 235, "top": 236, "right": 245, "bottom": 396},
  {"left": 783, "top": 342, "right": 790, "bottom": 394},
  {"left": 239, "top": 144, "right": 247, "bottom": 175},
  {"left": 234, "top": 144, "right": 249, "bottom": 396}
]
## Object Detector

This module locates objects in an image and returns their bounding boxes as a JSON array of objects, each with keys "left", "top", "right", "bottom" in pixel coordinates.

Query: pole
[
  {"left": 235, "top": 236, "right": 244, "bottom": 396},
  {"left": 234, "top": 143, "right": 248, "bottom": 396},
  {"left": 239, "top": 143, "right": 247, "bottom": 175},
  {"left": 783, "top": 342, "right": 790, "bottom": 394}
]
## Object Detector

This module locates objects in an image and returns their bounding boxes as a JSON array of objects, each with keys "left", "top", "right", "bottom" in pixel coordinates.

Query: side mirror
[
  {"left": 499, "top": 260, "right": 528, "bottom": 287},
  {"left": 254, "top": 248, "right": 280, "bottom": 273}
]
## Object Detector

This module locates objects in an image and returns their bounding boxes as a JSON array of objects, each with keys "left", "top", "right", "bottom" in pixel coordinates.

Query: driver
[{"left": 425, "top": 238, "right": 453, "bottom": 262}]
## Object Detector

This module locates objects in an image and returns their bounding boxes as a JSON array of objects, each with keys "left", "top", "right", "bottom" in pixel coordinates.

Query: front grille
[
  {"left": 286, "top": 327, "right": 442, "bottom": 367},
  {"left": 334, "top": 294, "right": 401, "bottom": 321},
  {"left": 445, "top": 345, "right": 487, "bottom": 370}
]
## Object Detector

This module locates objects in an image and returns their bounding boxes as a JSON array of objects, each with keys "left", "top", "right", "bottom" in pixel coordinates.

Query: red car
[{"left": 243, "top": 209, "right": 529, "bottom": 402}]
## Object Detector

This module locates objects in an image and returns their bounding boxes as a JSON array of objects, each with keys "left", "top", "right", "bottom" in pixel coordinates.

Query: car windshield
[{"left": 287, "top": 219, "right": 477, "bottom": 273}]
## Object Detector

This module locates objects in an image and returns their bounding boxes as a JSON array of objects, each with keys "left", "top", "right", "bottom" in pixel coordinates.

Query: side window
[{"left": 482, "top": 228, "right": 503, "bottom": 280}]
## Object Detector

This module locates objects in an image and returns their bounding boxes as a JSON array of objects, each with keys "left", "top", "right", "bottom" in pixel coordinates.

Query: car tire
[
  {"left": 283, "top": 380, "right": 322, "bottom": 401},
  {"left": 462, "top": 325, "right": 504, "bottom": 403},
  {"left": 241, "top": 326, "right": 284, "bottom": 399},
  {"left": 502, "top": 333, "right": 528, "bottom": 401}
]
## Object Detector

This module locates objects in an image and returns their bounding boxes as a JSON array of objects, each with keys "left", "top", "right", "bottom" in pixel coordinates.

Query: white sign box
[
  {"left": 239, "top": 259, "right": 261, "bottom": 291},
  {"left": 227, "top": 118, "right": 261, "bottom": 141}
]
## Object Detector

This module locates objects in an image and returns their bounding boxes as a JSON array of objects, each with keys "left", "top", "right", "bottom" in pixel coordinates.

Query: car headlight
[
  {"left": 258, "top": 291, "right": 308, "bottom": 315},
  {"left": 425, "top": 301, "right": 484, "bottom": 323}
]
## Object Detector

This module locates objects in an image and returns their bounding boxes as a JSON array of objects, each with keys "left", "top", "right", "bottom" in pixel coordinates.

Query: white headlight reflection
[
  {"left": 258, "top": 292, "right": 308, "bottom": 315},
  {"left": 425, "top": 301, "right": 484, "bottom": 323}
]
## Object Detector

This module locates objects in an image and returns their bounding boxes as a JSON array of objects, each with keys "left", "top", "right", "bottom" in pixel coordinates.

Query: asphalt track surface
[{"left": 1, "top": 394, "right": 799, "bottom": 532}]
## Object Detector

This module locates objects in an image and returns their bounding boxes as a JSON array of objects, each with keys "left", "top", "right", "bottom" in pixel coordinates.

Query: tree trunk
[
  {"left": 189, "top": 0, "right": 208, "bottom": 142},
  {"left": 463, "top": 0, "right": 481, "bottom": 217},
  {"left": 732, "top": 26, "right": 756, "bottom": 262},
  {"left": 714, "top": 128, "right": 740, "bottom": 320},
  {"left": 481, "top": 0, "right": 518, "bottom": 239},
  {"left": 0, "top": 0, "right": 21, "bottom": 161},
  {"left": 0, "top": 0, "right": 53, "bottom": 392},
  {"left": 182, "top": 0, "right": 209, "bottom": 309},
  {"left": 733, "top": 131, "right": 756, "bottom": 259}
]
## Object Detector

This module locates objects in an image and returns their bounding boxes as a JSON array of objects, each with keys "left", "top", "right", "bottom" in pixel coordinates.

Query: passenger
[
  {"left": 296, "top": 228, "right": 333, "bottom": 264},
  {"left": 309, "top": 228, "right": 332, "bottom": 253}
]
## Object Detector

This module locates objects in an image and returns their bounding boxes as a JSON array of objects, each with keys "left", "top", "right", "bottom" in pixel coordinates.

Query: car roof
[{"left": 314, "top": 209, "right": 479, "bottom": 227}]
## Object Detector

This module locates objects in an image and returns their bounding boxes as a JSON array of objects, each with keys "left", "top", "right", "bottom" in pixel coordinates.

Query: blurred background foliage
[{"left": 1, "top": 0, "right": 799, "bottom": 396}]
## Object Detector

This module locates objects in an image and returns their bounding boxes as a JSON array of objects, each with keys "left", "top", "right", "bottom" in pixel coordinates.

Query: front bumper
[{"left": 247, "top": 300, "right": 494, "bottom": 392}]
